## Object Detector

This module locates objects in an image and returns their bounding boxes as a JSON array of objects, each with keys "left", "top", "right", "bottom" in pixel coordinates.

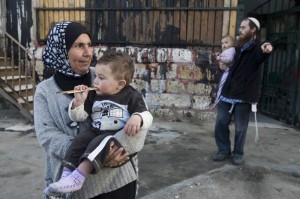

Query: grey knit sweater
[{"left": 34, "top": 77, "right": 153, "bottom": 199}]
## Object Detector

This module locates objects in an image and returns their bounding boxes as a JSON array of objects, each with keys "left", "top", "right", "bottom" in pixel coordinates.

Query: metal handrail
[
  {"left": 0, "top": 26, "right": 36, "bottom": 118},
  {"left": 0, "top": 26, "right": 34, "bottom": 58}
]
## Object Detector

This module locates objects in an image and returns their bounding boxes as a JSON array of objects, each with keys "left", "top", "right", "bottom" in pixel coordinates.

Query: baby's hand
[
  {"left": 219, "top": 62, "right": 228, "bottom": 71},
  {"left": 124, "top": 114, "right": 142, "bottom": 136},
  {"left": 72, "top": 85, "right": 89, "bottom": 108},
  {"left": 215, "top": 53, "right": 220, "bottom": 61}
]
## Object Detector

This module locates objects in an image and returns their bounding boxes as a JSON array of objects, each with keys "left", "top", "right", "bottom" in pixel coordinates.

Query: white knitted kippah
[{"left": 248, "top": 17, "right": 260, "bottom": 30}]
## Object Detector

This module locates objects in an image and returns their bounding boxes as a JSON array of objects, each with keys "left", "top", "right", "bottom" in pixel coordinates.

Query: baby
[{"left": 215, "top": 35, "right": 236, "bottom": 105}]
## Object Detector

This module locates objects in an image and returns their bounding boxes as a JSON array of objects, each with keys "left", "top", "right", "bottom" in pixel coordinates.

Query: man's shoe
[
  {"left": 212, "top": 153, "right": 230, "bottom": 161},
  {"left": 232, "top": 156, "right": 243, "bottom": 165}
]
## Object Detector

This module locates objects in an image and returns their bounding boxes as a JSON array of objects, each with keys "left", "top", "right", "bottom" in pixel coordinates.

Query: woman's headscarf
[
  {"left": 42, "top": 21, "right": 90, "bottom": 77},
  {"left": 42, "top": 21, "right": 92, "bottom": 95}
]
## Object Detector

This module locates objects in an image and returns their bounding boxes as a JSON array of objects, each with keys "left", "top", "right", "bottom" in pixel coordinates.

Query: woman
[{"left": 34, "top": 21, "right": 152, "bottom": 199}]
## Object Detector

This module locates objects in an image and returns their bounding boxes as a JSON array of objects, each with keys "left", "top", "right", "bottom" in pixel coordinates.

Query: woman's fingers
[{"left": 104, "top": 142, "right": 129, "bottom": 167}]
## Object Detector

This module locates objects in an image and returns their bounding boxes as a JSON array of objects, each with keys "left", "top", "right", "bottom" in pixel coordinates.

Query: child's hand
[
  {"left": 215, "top": 52, "right": 220, "bottom": 61},
  {"left": 219, "top": 62, "right": 228, "bottom": 71},
  {"left": 72, "top": 85, "right": 89, "bottom": 108},
  {"left": 124, "top": 114, "right": 142, "bottom": 136}
]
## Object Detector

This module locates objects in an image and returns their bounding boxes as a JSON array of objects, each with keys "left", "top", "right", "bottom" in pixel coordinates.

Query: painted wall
[
  {"left": 0, "top": 1, "right": 5, "bottom": 30},
  {"left": 32, "top": 46, "right": 221, "bottom": 122},
  {"left": 6, "top": 0, "right": 33, "bottom": 48}
]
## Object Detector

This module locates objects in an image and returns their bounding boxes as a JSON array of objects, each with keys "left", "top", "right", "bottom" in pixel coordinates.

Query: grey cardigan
[{"left": 34, "top": 76, "right": 153, "bottom": 199}]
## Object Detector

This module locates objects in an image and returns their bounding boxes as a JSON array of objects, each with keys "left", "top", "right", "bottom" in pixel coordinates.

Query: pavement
[
  {"left": 0, "top": 104, "right": 300, "bottom": 199},
  {"left": 137, "top": 112, "right": 300, "bottom": 199}
]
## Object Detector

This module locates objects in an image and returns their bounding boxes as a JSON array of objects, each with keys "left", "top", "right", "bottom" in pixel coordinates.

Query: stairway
[{"left": 0, "top": 31, "right": 36, "bottom": 120}]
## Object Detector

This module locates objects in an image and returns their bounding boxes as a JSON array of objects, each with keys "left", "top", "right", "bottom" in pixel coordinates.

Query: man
[{"left": 212, "top": 17, "right": 273, "bottom": 165}]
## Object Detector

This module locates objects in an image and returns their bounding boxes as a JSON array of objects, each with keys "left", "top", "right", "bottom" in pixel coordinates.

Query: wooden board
[
  {"left": 222, "top": 0, "right": 230, "bottom": 37},
  {"left": 214, "top": 0, "right": 224, "bottom": 49},
  {"left": 179, "top": 1, "right": 187, "bottom": 43},
  {"left": 173, "top": 1, "right": 181, "bottom": 43},
  {"left": 38, "top": 0, "right": 45, "bottom": 39},
  {"left": 63, "top": 0, "right": 69, "bottom": 21},
  {"left": 200, "top": 0, "right": 208, "bottom": 43},
  {"left": 207, "top": 0, "right": 216, "bottom": 49},
  {"left": 229, "top": 0, "right": 237, "bottom": 38},
  {"left": 187, "top": 0, "right": 195, "bottom": 43},
  {"left": 194, "top": 7, "right": 201, "bottom": 44}
]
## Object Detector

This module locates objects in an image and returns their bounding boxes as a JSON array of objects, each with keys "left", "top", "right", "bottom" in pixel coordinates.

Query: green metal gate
[{"left": 252, "top": 1, "right": 300, "bottom": 126}]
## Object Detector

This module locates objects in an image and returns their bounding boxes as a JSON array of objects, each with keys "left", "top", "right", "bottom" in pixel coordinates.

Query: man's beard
[{"left": 236, "top": 32, "right": 253, "bottom": 47}]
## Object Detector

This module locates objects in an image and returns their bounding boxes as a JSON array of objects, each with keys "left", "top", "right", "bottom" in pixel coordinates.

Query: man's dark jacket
[{"left": 221, "top": 38, "right": 271, "bottom": 103}]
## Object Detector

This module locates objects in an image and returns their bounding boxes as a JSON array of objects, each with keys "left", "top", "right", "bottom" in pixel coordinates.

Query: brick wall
[{"left": 32, "top": 46, "right": 222, "bottom": 123}]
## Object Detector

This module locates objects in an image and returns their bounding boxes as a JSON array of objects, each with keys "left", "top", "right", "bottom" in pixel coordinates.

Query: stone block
[
  {"left": 93, "top": 46, "right": 108, "bottom": 60},
  {"left": 175, "top": 109, "right": 196, "bottom": 122},
  {"left": 156, "top": 63, "right": 177, "bottom": 80},
  {"left": 195, "top": 50, "right": 211, "bottom": 67},
  {"left": 166, "top": 80, "right": 185, "bottom": 94},
  {"left": 187, "top": 83, "right": 212, "bottom": 95},
  {"left": 145, "top": 93, "right": 191, "bottom": 108},
  {"left": 136, "top": 48, "right": 156, "bottom": 63},
  {"left": 156, "top": 48, "right": 170, "bottom": 63},
  {"left": 178, "top": 63, "right": 196, "bottom": 80},
  {"left": 159, "top": 80, "right": 167, "bottom": 93},
  {"left": 150, "top": 108, "right": 175, "bottom": 118},
  {"left": 193, "top": 66, "right": 205, "bottom": 81},
  {"left": 150, "top": 79, "right": 159, "bottom": 93},
  {"left": 115, "top": 46, "right": 136, "bottom": 57},
  {"left": 131, "top": 79, "right": 146, "bottom": 93},
  {"left": 134, "top": 63, "right": 148, "bottom": 79},
  {"left": 134, "top": 63, "right": 158, "bottom": 83},
  {"left": 171, "top": 48, "right": 193, "bottom": 63},
  {"left": 149, "top": 63, "right": 158, "bottom": 80},
  {"left": 192, "top": 95, "right": 212, "bottom": 110},
  {"left": 195, "top": 111, "right": 216, "bottom": 120}
]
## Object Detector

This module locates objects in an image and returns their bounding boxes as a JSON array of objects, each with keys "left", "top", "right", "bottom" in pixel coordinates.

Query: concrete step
[
  {"left": 17, "top": 95, "right": 33, "bottom": 103},
  {"left": 0, "top": 66, "right": 18, "bottom": 69},
  {"left": 0, "top": 67, "right": 22, "bottom": 76},
  {"left": 4, "top": 84, "right": 34, "bottom": 92},
  {"left": 1, "top": 75, "right": 27, "bottom": 80}
]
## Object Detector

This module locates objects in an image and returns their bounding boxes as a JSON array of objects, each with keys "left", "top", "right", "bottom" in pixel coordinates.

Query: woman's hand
[{"left": 104, "top": 141, "right": 129, "bottom": 167}]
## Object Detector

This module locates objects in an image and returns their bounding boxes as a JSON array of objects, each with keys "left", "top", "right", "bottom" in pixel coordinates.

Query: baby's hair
[
  {"left": 222, "top": 35, "right": 235, "bottom": 43},
  {"left": 97, "top": 50, "right": 134, "bottom": 85},
  {"left": 221, "top": 35, "right": 235, "bottom": 48}
]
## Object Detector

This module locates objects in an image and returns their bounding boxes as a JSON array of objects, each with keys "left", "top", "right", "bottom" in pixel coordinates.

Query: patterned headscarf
[{"left": 42, "top": 21, "right": 90, "bottom": 77}]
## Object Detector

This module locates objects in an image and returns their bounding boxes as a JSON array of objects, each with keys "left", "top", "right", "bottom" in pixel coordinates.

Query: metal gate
[{"left": 252, "top": 1, "right": 300, "bottom": 126}]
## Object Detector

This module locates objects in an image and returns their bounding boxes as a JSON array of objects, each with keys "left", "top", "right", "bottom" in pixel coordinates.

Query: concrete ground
[
  {"left": 0, "top": 105, "right": 300, "bottom": 199},
  {"left": 138, "top": 116, "right": 300, "bottom": 199}
]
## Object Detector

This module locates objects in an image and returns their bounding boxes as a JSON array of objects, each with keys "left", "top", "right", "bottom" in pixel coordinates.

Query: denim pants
[{"left": 214, "top": 100, "right": 251, "bottom": 157}]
